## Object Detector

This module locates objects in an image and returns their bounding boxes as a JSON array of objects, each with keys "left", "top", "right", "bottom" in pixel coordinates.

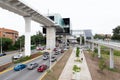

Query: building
[{"left": 0, "top": 28, "right": 18, "bottom": 44}]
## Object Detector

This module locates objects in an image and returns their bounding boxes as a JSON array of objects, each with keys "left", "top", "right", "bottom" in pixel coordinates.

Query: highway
[
  {"left": 0, "top": 49, "right": 39, "bottom": 66},
  {"left": 0, "top": 51, "right": 63, "bottom": 80}
]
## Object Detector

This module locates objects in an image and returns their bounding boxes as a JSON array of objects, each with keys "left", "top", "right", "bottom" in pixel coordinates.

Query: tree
[
  {"left": 0, "top": 38, "right": 13, "bottom": 51},
  {"left": 94, "top": 34, "right": 104, "bottom": 39},
  {"left": 31, "top": 31, "right": 46, "bottom": 46},
  {"left": 14, "top": 35, "right": 25, "bottom": 49},
  {"left": 111, "top": 26, "right": 120, "bottom": 40}
]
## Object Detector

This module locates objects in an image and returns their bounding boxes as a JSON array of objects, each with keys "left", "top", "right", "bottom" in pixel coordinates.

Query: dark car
[
  {"left": 27, "top": 63, "right": 38, "bottom": 70},
  {"left": 54, "top": 51, "right": 60, "bottom": 55},
  {"left": 14, "top": 64, "right": 27, "bottom": 71},
  {"left": 37, "top": 64, "right": 47, "bottom": 72},
  {"left": 51, "top": 56, "right": 57, "bottom": 62},
  {"left": 0, "top": 53, "right": 6, "bottom": 57},
  {"left": 43, "top": 52, "right": 49, "bottom": 56}
]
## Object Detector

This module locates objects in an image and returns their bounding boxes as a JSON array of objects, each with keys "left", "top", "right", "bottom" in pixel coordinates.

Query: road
[
  {"left": 0, "top": 49, "right": 40, "bottom": 66},
  {"left": 0, "top": 51, "right": 63, "bottom": 80}
]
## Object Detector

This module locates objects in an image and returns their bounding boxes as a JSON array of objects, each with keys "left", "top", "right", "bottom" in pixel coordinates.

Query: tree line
[{"left": 0, "top": 31, "right": 46, "bottom": 51}]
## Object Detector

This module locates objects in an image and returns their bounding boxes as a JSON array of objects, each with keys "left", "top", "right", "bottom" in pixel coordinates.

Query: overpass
[
  {"left": 0, "top": 0, "right": 63, "bottom": 56},
  {"left": 86, "top": 39, "right": 120, "bottom": 69}
]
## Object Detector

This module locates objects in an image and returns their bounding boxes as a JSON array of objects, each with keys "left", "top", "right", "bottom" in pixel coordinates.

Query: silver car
[{"left": 27, "top": 63, "right": 38, "bottom": 70}]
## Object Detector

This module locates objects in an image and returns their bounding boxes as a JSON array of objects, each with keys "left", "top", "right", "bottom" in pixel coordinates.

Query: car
[
  {"left": 0, "top": 53, "right": 6, "bottom": 57},
  {"left": 43, "top": 52, "right": 49, "bottom": 56},
  {"left": 51, "top": 56, "right": 57, "bottom": 62},
  {"left": 12, "top": 54, "right": 23, "bottom": 60},
  {"left": 14, "top": 64, "right": 27, "bottom": 71},
  {"left": 61, "top": 49, "right": 64, "bottom": 53},
  {"left": 42, "top": 55, "right": 49, "bottom": 60},
  {"left": 54, "top": 51, "right": 60, "bottom": 55},
  {"left": 37, "top": 64, "right": 47, "bottom": 72},
  {"left": 27, "top": 63, "right": 38, "bottom": 70}
]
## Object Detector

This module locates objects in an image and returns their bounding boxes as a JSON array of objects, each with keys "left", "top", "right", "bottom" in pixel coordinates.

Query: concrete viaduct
[
  {"left": 0, "top": 0, "right": 63, "bottom": 56},
  {"left": 86, "top": 40, "right": 120, "bottom": 69}
]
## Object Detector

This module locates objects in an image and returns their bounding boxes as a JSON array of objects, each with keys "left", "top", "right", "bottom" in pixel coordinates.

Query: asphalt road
[
  {"left": 0, "top": 49, "right": 39, "bottom": 66},
  {"left": 0, "top": 51, "right": 63, "bottom": 80}
]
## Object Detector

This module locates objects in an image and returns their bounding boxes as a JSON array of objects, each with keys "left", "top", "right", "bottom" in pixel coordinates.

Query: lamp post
[{"left": 0, "top": 28, "right": 3, "bottom": 54}]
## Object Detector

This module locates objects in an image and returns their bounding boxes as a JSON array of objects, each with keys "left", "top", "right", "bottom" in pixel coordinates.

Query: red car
[{"left": 37, "top": 65, "right": 47, "bottom": 72}]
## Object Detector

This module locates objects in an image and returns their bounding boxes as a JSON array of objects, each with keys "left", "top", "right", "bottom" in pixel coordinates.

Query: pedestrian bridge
[{"left": 86, "top": 39, "right": 120, "bottom": 69}]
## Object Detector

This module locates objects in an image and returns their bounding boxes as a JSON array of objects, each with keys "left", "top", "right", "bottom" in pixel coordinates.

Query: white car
[{"left": 12, "top": 54, "right": 23, "bottom": 60}]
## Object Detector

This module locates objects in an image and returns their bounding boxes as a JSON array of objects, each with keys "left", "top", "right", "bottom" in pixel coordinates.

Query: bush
[
  {"left": 98, "top": 58, "right": 106, "bottom": 71},
  {"left": 73, "top": 65, "right": 81, "bottom": 72},
  {"left": 114, "top": 50, "right": 120, "bottom": 56}
]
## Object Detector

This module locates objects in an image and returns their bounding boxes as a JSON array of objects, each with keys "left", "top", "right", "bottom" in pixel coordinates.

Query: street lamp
[{"left": 0, "top": 28, "right": 3, "bottom": 54}]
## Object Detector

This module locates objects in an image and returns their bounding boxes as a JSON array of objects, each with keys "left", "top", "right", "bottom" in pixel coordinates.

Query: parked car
[
  {"left": 14, "top": 64, "right": 27, "bottom": 71},
  {"left": 37, "top": 64, "right": 47, "bottom": 72},
  {"left": 12, "top": 54, "right": 23, "bottom": 60},
  {"left": 0, "top": 53, "right": 6, "bottom": 57},
  {"left": 27, "top": 63, "right": 38, "bottom": 70},
  {"left": 51, "top": 56, "right": 57, "bottom": 62},
  {"left": 42, "top": 55, "right": 49, "bottom": 60}
]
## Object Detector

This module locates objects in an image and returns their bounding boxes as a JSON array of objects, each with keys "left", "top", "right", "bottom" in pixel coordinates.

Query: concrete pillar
[
  {"left": 80, "top": 35, "right": 82, "bottom": 45},
  {"left": 24, "top": 16, "right": 31, "bottom": 56},
  {"left": 98, "top": 44, "right": 101, "bottom": 58},
  {"left": 92, "top": 43, "right": 94, "bottom": 52},
  {"left": 63, "top": 35, "right": 67, "bottom": 46},
  {"left": 110, "top": 48, "right": 114, "bottom": 69},
  {"left": 46, "top": 27, "right": 56, "bottom": 50}
]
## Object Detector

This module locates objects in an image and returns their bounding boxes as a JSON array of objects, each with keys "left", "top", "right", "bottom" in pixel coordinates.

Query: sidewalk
[{"left": 58, "top": 47, "right": 92, "bottom": 80}]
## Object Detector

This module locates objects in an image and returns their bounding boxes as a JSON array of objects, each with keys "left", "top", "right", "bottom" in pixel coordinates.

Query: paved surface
[
  {"left": 59, "top": 47, "right": 92, "bottom": 80},
  {"left": 0, "top": 50, "right": 63, "bottom": 80},
  {"left": 0, "top": 49, "right": 39, "bottom": 66}
]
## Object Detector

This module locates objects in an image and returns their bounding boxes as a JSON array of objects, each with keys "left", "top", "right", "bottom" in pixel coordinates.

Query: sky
[{"left": 0, "top": 0, "right": 120, "bottom": 36}]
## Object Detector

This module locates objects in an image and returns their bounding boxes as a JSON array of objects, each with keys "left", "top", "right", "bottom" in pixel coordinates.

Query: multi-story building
[{"left": 0, "top": 28, "right": 18, "bottom": 44}]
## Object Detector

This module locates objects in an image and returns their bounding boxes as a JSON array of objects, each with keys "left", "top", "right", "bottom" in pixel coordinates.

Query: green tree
[
  {"left": 14, "top": 35, "right": 25, "bottom": 49},
  {"left": 94, "top": 34, "right": 104, "bottom": 39},
  {"left": 112, "top": 26, "right": 120, "bottom": 40},
  {"left": 31, "top": 31, "right": 46, "bottom": 46},
  {"left": 0, "top": 38, "right": 13, "bottom": 51}
]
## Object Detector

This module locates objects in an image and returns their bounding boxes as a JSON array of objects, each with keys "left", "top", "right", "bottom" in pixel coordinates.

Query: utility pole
[{"left": 0, "top": 28, "right": 3, "bottom": 54}]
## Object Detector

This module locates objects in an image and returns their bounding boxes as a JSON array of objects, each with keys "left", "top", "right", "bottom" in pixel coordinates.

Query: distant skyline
[{"left": 0, "top": 0, "right": 120, "bottom": 36}]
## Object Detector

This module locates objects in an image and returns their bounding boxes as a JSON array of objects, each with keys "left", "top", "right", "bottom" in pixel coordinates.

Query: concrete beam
[{"left": 24, "top": 16, "right": 31, "bottom": 56}]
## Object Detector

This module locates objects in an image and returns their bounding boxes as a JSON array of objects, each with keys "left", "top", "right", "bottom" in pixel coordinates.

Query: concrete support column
[
  {"left": 92, "top": 43, "right": 94, "bottom": 52},
  {"left": 80, "top": 35, "right": 82, "bottom": 45},
  {"left": 24, "top": 16, "right": 31, "bottom": 56},
  {"left": 46, "top": 27, "right": 56, "bottom": 50},
  {"left": 110, "top": 48, "right": 114, "bottom": 69},
  {"left": 63, "top": 35, "right": 67, "bottom": 46},
  {"left": 98, "top": 44, "right": 101, "bottom": 58}
]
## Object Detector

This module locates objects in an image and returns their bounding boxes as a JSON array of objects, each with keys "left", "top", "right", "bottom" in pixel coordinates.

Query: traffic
[{"left": 0, "top": 46, "right": 68, "bottom": 80}]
